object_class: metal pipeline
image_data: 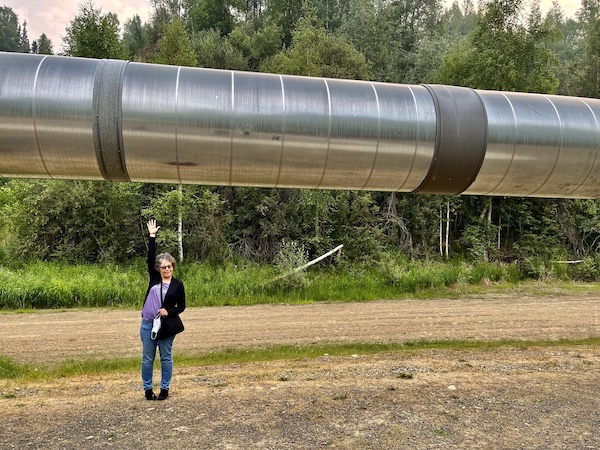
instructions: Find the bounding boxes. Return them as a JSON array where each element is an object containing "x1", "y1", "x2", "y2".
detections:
[{"x1": 1, "y1": 51, "x2": 599, "y2": 198}]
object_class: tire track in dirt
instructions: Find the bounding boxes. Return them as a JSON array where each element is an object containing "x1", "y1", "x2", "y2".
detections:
[{"x1": 1, "y1": 294, "x2": 599, "y2": 364}]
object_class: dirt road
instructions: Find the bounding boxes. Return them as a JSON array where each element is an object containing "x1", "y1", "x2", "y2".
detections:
[
  {"x1": 1, "y1": 294, "x2": 599, "y2": 449},
  {"x1": 1, "y1": 294, "x2": 599, "y2": 364}
]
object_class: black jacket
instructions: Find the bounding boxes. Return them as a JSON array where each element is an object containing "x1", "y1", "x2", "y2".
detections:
[{"x1": 145, "y1": 237, "x2": 186, "y2": 317}]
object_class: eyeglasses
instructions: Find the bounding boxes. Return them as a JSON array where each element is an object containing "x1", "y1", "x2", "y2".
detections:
[{"x1": 159, "y1": 265, "x2": 173, "y2": 270}]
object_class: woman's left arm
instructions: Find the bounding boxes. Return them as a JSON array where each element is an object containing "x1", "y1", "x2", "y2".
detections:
[{"x1": 166, "y1": 281, "x2": 186, "y2": 316}]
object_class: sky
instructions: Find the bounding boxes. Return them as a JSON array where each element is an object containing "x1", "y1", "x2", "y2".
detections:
[{"x1": 1, "y1": 0, "x2": 583, "y2": 54}]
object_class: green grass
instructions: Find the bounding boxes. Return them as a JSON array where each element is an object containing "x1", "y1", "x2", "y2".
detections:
[
  {"x1": 1, "y1": 256, "x2": 599, "y2": 310},
  {"x1": 2, "y1": 337, "x2": 599, "y2": 382}
]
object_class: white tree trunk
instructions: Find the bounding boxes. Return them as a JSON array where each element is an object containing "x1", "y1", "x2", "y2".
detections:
[
  {"x1": 439, "y1": 206, "x2": 443, "y2": 257},
  {"x1": 445, "y1": 199, "x2": 450, "y2": 258},
  {"x1": 178, "y1": 184, "x2": 184, "y2": 261}
]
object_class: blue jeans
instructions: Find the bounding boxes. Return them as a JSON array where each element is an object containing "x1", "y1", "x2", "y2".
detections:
[{"x1": 140, "y1": 319, "x2": 176, "y2": 391}]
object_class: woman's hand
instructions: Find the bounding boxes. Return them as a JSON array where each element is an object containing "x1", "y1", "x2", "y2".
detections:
[
  {"x1": 157, "y1": 308, "x2": 169, "y2": 317},
  {"x1": 147, "y1": 219, "x2": 160, "y2": 237}
]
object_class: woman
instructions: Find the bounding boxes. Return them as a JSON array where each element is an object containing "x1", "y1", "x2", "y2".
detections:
[{"x1": 140, "y1": 219, "x2": 186, "y2": 400}]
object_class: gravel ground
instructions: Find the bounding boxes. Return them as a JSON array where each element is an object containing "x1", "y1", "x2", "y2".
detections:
[{"x1": 0, "y1": 294, "x2": 599, "y2": 449}]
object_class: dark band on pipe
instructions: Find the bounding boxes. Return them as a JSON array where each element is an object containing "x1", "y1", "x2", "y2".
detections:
[
  {"x1": 415, "y1": 85, "x2": 487, "y2": 195},
  {"x1": 92, "y1": 59, "x2": 130, "y2": 182}
]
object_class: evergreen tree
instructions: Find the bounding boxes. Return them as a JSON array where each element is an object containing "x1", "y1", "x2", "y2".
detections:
[
  {"x1": 152, "y1": 16, "x2": 198, "y2": 66},
  {"x1": 123, "y1": 15, "x2": 147, "y2": 59},
  {"x1": 36, "y1": 33, "x2": 54, "y2": 55},
  {"x1": 19, "y1": 20, "x2": 30, "y2": 52}
]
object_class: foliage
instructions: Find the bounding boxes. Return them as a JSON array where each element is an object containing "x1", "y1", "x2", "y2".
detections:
[
  {"x1": 273, "y1": 239, "x2": 310, "y2": 290},
  {"x1": 62, "y1": 0, "x2": 127, "y2": 59},
  {"x1": 33, "y1": 33, "x2": 54, "y2": 54},
  {"x1": 142, "y1": 185, "x2": 232, "y2": 262},
  {"x1": 0, "y1": 6, "x2": 20, "y2": 51},
  {"x1": 339, "y1": 0, "x2": 445, "y2": 83},
  {"x1": 0, "y1": 180, "x2": 146, "y2": 263},
  {"x1": 228, "y1": 17, "x2": 283, "y2": 70},
  {"x1": 193, "y1": 28, "x2": 248, "y2": 69},
  {"x1": 261, "y1": 4, "x2": 370, "y2": 79},
  {"x1": 186, "y1": 0, "x2": 237, "y2": 35},
  {"x1": 18, "y1": 20, "x2": 30, "y2": 52},
  {"x1": 435, "y1": 0, "x2": 560, "y2": 93},
  {"x1": 577, "y1": 0, "x2": 600, "y2": 98},
  {"x1": 0, "y1": 255, "x2": 556, "y2": 311},
  {"x1": 123, "y1": 15, "x2": 147, "y2": 59},
  {"x1": 152, "y1": 16, "x2": 198, "y2": 66}
]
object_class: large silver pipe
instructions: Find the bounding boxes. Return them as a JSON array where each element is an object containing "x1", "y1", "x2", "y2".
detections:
[{"x1": 1, "y1": 52, "x2": 600, "y2": 198}]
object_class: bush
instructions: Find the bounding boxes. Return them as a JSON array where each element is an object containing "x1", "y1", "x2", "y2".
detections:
[
  {"x1": 273, "y1": 240, "x2": 310, "y2": 291},
  {"x1": 570, "y1": 257, "x2": 599, "y2": 282}
]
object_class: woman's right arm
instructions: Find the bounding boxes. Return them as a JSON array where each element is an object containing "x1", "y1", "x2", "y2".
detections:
[{"x1": 146, "y1": 219, "x2": 160, "y2": 276}]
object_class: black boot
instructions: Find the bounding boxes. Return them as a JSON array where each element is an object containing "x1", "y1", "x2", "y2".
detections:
[
  {"x1": 145, "y1": 389, "x2": 156, "y2": 400},
  {"x1": 157, "y1": 389, "x2": 169, "y2": 400}
]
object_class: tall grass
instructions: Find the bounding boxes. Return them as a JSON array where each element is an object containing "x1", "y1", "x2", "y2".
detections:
[{"x1": 0, "y1": 256, "x2": 579, "y2": 310}]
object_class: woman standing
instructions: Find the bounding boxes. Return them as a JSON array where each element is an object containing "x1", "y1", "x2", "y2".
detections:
[{"x1": 140, "y1": 219, "x2": 186, "y2": 400}]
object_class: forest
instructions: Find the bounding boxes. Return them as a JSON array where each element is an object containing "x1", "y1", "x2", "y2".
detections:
[{"x1": 1, "y1": 0, "x2": 600, "y2": 298}]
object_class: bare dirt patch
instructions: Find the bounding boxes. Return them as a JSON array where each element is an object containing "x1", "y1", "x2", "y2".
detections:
[{"x1": 1, "y1": 294, "x2": 599, "y2": 449}]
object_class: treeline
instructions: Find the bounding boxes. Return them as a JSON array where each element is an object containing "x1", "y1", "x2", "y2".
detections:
[{"x1": 1, "y1": 0, "x2": 600, "y2": 279}]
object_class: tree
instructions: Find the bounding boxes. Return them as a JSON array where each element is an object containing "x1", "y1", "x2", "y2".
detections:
[
  {"x1": 19, "y1": 21, "x2": 30, "y2": 52},
  {"x1": 443, "y1": 0, "x2": 477, "y2": 38},
  {"x1": 435, "y1": 0, "x2": 560, "y2": 93},
  {"x1": 123, "y1": 15, "x2": 147, "y2": 59},
  {"x1": 339, "y1": 0, "x2": 444, "y2": 83},
  {"x1": 0, "y1": 180, "x2": 146, "y2": 263},
  {"x1": 186, "y1": 0, "x2": 236, "y2": 35},
  {"x1": 33, "y1": 33, "x2": 54, "y2": 54},
  {"x1": 578, "y1": 0, "x2": 600, "y2": 98},
  {"x1": 228, "y1": 16, "x2": 282, "y2": 70},
  {"x1": 144, "y1": 185, "x2": 232, "y2": 261},
  {"x1": 0, "y1": 6, "x2": 20, "y2": 52},
  {"x1": 152, "y1": 16, "x2": 198, "y2": 66},
  {"x1": 265, "y1": 0, "x2": 304, "y2": 46},
  {"x1": 193, "y1": 28, "x2": 248, "y2": 69},
  {"x1": 261, "y1": 4, "x2": 369, "y2": 79},
  {"x1": 545, "y1": 2, "x2": 584, "y2": 95},
  {"x1": 63, "y1": 1, "x2": 126, "y2": 59}
]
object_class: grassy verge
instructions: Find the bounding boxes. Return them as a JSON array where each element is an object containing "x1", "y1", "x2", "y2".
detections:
[
  {"x1": 2, "y1": 337, "x2": 599, "y2": 383},
  {"x1": 2, "y1": 258, "x2": 598, "y2": 310}
]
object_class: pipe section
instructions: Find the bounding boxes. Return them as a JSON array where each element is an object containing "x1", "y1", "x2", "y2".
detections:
[{"x1": 1, "y1": 52, "x2": 600, "y2": 198}]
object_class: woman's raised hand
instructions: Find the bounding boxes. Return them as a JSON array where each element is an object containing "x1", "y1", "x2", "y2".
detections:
[{"x1": 147, "y1": 219, "x2": 160, "y2": 236}]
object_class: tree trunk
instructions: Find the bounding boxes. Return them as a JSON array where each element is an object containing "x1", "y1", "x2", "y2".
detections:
[
  {"x1": 445, "y1": 199, "x2": 450, "y2": 258},
  {"x1": 439, "y1": 205, "x2": 443, "y2": 257},
  {"x1": 497, "y1": 214, "x2": 501, "y2": 250},
  {"x1": 485, "y1": 198, "x2": 492, "y2": 262},
  {"x1": 178, "y1": 183, "x2": 184, "y2": 261}
]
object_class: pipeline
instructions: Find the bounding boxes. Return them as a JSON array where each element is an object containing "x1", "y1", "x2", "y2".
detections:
[{"x1": 1, "y1": 51, "x2": 599, "y2": 198}]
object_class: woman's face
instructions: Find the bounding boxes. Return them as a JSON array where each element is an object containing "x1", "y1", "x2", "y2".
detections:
[{"x1": 158, "y1": 261, "x2": 174, "y2": 280}]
